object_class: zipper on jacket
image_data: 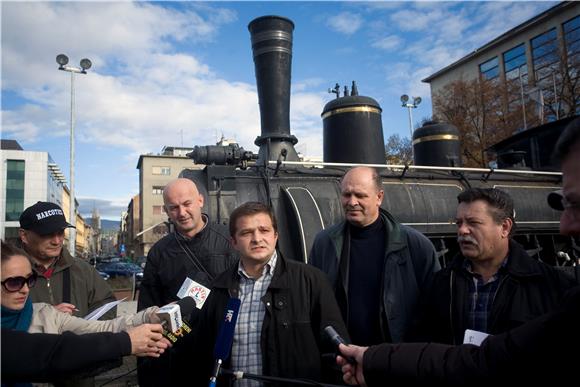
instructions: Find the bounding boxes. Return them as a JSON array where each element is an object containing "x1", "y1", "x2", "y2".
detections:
[
  {"x1": 489, "y1": 274, "x2": 510, "y2": 329},
  {"x1": 46, "y1": 277, "x2": 55, "y2": 305}
]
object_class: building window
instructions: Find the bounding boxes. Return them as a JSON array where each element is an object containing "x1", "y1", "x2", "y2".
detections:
[
  {"x1": 152, "y1": 186, "x2": 164, "y2": 195},
  {"x1": 479, "y1": 57, "x2": 499, "y2": 80},
  {"x1": 563, "y1": 16, "x2": 580, "y2": 116},
  {"x1": 5, "y1": 160, "x2": 25, "y2": 221},
  {"x1": 532, "y1": 28, "x2": 559, "y2": 82},
  {"x1": 564, "y1": 15, "x2": 580, "y2": 55},
  {"x1": 503, "y1": 44, "x2": 528, "y2": 82},
  {"x1": 152, "y1": 205, "x2": 163, "y2": 215},
  {"x1": 532, "y1": 28, "x2": 561, "y2": 122},
  {"x1": 151, "y1": 166, "x2": 171, "y2": 175}
]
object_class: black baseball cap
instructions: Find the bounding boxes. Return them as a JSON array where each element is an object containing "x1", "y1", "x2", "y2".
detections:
[
  {"x1": 548, "y1": 190, "x2": 564, "y2": 211},
  {"x1": 19, "y1": 201, "x2": 75, "y2": 236}
]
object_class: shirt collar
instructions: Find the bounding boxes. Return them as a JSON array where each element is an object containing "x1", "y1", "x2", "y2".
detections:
[
  {"x1": 237, "y1": 250, "x2": 278, "y2": 280},
  {"x1": 175, "y1": 213, "x2": 209, "y2": 240},
  {"x1": 462, "y1": 255, "x2": 509, "y2": 279}
]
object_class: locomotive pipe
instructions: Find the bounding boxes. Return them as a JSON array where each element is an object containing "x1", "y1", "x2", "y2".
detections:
[{"x1": 248, "y1": 15, "x2": 299, "y2": 164}]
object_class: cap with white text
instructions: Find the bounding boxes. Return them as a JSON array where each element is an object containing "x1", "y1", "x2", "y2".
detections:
[{"x1": 19, "y1": 201, "x2": 75, "y2": 236}]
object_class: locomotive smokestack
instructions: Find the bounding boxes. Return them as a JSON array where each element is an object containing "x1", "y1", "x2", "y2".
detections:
[{"x1": 248, "y1": 15, "x2": 299, "y2": 164}]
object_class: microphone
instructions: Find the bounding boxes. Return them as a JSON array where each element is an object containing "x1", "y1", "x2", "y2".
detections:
[
  {"x1": 221, "y1": 369, "x2": 346, "y2": 386},
  {"x1": 209, "y1": 298, "x2": 241, "y2": 387},
  {"x1": 323, "y1": 325, "x2": 355, "y2": 365},
  {"x1": 156, "y1": 296, "x2": 197, "y2": 343}
]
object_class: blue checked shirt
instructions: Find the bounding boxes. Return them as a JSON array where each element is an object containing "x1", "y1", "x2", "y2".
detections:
[
  {"x1": 231, "y1": 252, "x2": 277, "y2": 387},
  {"x1": 463, "y1": 258, "x2": 508, "y2": 333}
]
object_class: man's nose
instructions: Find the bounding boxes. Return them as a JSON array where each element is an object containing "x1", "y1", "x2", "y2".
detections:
[
  {"x1": 457, "y1": 223, "x2": 469, "y2": 235},
  {"x1": 559, "y1": 211, "x2": 580, "y2": 237}
]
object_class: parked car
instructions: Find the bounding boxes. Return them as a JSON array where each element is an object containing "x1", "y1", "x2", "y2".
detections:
[
  {"x1": 97, "y1": 262, "x2": 143, "y2": 280},
  {"x1": 135, "y1": 256, "x2": 148, "y2": 269}
]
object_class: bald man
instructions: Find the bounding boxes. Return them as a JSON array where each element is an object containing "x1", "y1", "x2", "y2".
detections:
[
  {"x1": 137, "y1": 178, "x2": 238, "y2": 386},
  {"x1": 309, "y1": 166, "x2": 439, "y2": 346}
]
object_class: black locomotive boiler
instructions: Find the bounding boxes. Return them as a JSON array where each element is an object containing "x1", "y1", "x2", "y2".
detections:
[{"x1": 181, "y1": 15, "x2": 578, "y2": 269}]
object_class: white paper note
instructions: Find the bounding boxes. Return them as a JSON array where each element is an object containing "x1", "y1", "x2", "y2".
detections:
[
  {"x1": 463, "y1": 329, "x2": 490, "y2": 346},
  {"x1": 84, "y1": 298, "x2": 126, "y2": 320}
]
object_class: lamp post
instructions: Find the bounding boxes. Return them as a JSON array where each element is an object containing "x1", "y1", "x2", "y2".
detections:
[
  {"x1": 400, "y1": 95, "x2": 422, "y2": 139},
  {"x1": 56, "y1": 54, "x2": 92, "y2": 257}
]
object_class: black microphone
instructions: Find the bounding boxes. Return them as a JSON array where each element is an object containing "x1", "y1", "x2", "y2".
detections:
[
  {"x1": 323, "y1": 325, "x2": 355, "y2": 365},
  {"x1": 221, "y1": 369, "x2": 346, "y2": 386},
  {"x1": 156, "y1": 296, "x2": 197, "y2": 343},
  {"x1": 209, "y1": 298, "x2": 241, "y2": 387}
]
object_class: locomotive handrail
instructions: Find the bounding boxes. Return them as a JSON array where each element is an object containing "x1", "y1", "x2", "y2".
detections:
[{"x1": 267, "y1": 160, "x2": 563, "y2": 177}]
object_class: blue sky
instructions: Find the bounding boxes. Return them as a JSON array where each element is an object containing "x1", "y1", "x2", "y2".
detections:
[{"x1": 1, "y1": 1, "x2": 557, "y2": 220}]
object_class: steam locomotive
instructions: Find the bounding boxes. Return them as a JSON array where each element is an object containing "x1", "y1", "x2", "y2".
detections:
[{"x1": 181, "y1": 16, "x2": 578, "y2": 269}]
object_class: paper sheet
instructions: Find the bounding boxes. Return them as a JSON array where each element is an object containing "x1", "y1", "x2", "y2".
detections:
[{"x1": 84, "y1": 298, "x2": 126, "y2": 320}]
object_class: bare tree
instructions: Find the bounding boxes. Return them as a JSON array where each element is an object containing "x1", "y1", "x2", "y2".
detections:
[
  {"x1": 539, "y1": 51, "x2": 580, "y2": 120},
  {"x1": 433, "y1": 76, "x2": 540, "y2": 167},
  {"x1": 385, "y1": 134, "x2": 412, "y2": 164}
]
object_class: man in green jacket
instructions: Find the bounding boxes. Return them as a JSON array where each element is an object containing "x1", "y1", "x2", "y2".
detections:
[
  {"x1": 18, "y1": 201, "x2": 117, "y2": 387},
  {"x1": 309, "y1": 166, "x2": 439, "y2": 346}
]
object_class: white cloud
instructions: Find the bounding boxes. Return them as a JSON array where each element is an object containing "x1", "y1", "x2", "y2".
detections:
[
  {"x1": 326, "y1": 12, "x2": 363, "y2": 35},
  {"x1": 372, "y1": 35, "x2": 403, "y2": 51}
]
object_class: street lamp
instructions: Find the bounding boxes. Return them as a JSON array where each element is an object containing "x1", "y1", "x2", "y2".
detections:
[
  {"x1": 400, "y1": 94, "x2": 422, "y2": 139},
  {"x1": 56, "y1": 54, "x2": 92, "y2": 257}
]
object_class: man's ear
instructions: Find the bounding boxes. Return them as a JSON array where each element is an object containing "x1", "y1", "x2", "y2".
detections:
[
  {"x1": 501, "y1": 218, "x2": 513, "y2": 238},
  {"x1": 230, "y1": 236, "x2": 237, "y2": 249},
  {"x1": 377, "y1": 189, "x2": 385, "y2": 205},
  {"x1": 18, "y1": 229, "x2": 28, "y2": 244},
  {"x1": 198, "y1": 194, "x2": 205, "y2": 207}
]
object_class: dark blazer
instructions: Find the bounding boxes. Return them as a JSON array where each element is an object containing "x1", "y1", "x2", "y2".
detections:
[
  {"x1": 1, "y1": 329, "x2": 131, "y2": 383},
  {"x1": 174, "y1": 254, "x2": 349, "y2": 387},
  {"x1": 361, "y1": 285, "x2": 580, "y2": 386},
  {"x1": 413, "y1": 239, "x2": 576, "y2": 345}
]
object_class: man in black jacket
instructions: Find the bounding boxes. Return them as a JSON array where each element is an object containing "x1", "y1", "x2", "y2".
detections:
[
  {"x1": 176, "y1": 202, "x2": 348, "y2": 386},
  {"x1": 137, "y1": 178, "x2": 238, "y2": 386},
  {"x1": 413, "y1": 188, "x2": 575, "y2": 344},
  {"x1": 336, "y1": 116, "x2": 580, "y2": 386},
  {"x1": 309, "y1": 166, "x2": 439, "y2": 345}
]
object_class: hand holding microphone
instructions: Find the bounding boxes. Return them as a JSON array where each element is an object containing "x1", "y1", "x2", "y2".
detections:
[
  {"x1": 336, "y1": 343, "x2": 368, "y2": 386},
  {"x1": 155, "y1": 296, "x2": 197, "y2": 343},
  {"x1": 323, "y1": 325, "x2": 356, "y2": 365}
]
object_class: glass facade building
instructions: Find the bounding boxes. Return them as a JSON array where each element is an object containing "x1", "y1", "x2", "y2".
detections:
[{"x1": 5, "y1": 160, "x2": 25, "y2": 221}]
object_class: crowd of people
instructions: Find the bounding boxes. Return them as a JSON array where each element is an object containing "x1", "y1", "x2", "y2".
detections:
[{"x1": 1, "y1": 118, "x2": 578, "y2": 387}]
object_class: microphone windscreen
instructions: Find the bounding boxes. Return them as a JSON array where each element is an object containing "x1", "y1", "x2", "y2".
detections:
[
  {"x1": 323, "y1": 325, "x2": 347, "y2": 348},
  {"x1": 176, "y1": 296, "x2": 197, "y2": 320},
  {"x1": 213, "y1": 298, "x2": 241, "y2": 360}
]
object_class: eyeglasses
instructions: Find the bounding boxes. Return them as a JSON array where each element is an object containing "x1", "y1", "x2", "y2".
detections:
[{"x1": 1, "y1": 273, "x2": 37, "y2": 292}]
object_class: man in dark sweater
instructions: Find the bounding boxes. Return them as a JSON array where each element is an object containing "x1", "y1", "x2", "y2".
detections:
[{"x1": 309, "y1": 166, "x2": 439, "y2": 345}]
